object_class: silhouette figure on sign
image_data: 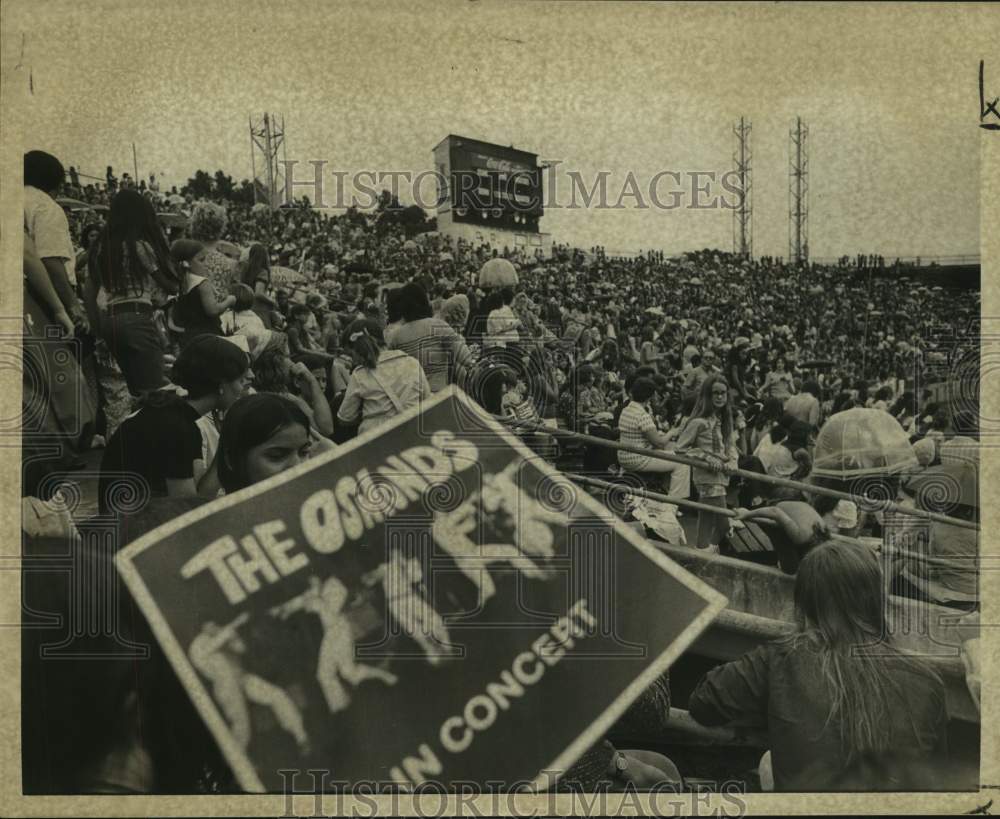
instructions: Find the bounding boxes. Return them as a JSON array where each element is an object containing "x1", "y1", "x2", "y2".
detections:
[
  {"x1": 364, "y1": 550, "x2": 454, "y2": 664},
  {"x1": 189, "y1": 613, "x2": 310, "y2": 752},
  {"x1": 272, "y1": 575, "x2": 397, "y2": 714}
]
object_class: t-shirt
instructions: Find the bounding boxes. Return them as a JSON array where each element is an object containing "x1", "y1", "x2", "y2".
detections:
[
  {"x1": 689, "y1": 639, "x2": 948, "y2": 791},
  {"x1": 485, "y1": 306, "x2": 520, "y2": 349},
  {"x1": 24, "y1": 186, "x2": 76, "y2": 285},
  {"x1": 98, "y1": 400, "x2": 203, "y2": 517},
  {"x1": 222, "y1": 309, "x2": 271, "y2": 357}
]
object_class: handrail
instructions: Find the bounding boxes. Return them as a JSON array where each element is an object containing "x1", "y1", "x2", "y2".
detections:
[
  {"x1": 495, "y1": 414, "x2": 980, "y2": 532},
  {"x1": 567, "y1": 472, "x2": 738, "y2": 518},
  {"x1": 568, "y1": 472, "x2": 968, "y2": 568}
]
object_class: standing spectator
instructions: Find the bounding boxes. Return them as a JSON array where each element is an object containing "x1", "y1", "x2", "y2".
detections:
[
  {"x1": 677, "y1": 375, "x2": 739, "y2": 550},
  {"x1": 87, "y1": 189, "x2": 183, "y2": 395},
  {"x1": 24, "y1": 151, "x2": 88, "y2": 331}
]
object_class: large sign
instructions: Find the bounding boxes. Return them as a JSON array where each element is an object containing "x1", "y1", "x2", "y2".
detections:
[
  {"x1": 116, "y1": 387, "x2": 725, "y2": 792},
  {"x1": 434, "y1": 136, "x2": 544, "y2": 231}
]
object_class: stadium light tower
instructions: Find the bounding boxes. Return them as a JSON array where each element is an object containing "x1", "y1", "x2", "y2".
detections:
[
  {"x1": 732, "y1": 117, "x2": 753, "y2": 259},
  {"x1": 249, "y1": 113, "x2": 288, "y2": 209},
  {"x1": 788, "y1": 117, "x2": 809, "y2": 266}
]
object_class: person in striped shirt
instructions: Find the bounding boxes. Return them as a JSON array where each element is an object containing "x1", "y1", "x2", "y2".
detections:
[
  {"x1": 617, "y1": 377, "x2": 691, "y2": 500},
  {"x1": 501, "y1": 371, "x2": 540, "y2": 426}
]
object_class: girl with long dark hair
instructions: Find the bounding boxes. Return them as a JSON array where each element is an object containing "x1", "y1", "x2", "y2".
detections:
[
  {"x1": 689, "y1": 540, "x2": 948, "y2": 791},
  {"x1": 217, "y1": 393, "x2": 316, "y2": 494},
  {"x1": 87, "y1": 189, "x2": 183, "y2": 395}
]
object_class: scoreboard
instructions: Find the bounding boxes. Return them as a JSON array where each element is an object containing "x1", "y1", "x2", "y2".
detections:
[{"x1": 433, "y1": 135, "x2": 543, "y2": 234}]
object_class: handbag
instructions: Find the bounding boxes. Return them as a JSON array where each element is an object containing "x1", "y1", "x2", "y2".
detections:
[{"x1": 723, "y1": 519, "x2": 778, "y2": 566}]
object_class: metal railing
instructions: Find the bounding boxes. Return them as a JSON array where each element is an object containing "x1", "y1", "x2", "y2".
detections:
[{"x1": 494, "y1": 414, "x2": 979, "y2": 532}]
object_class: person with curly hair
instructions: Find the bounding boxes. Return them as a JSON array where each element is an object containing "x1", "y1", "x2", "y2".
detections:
[{"x1": 188, "y1": 201, "x2": 238, "y2": 303}]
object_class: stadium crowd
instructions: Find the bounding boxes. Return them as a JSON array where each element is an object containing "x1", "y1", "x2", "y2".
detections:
[{"x1": 22, "y1": 150, "x2": 981, "y2": 795}]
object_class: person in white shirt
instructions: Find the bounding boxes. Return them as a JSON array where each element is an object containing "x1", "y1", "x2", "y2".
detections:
[
  {"x1": 336, "y1": 319, "x2": 430, "y2": 435},
  {"x1": 24, "y1": 151, "x2": 88, "y2": 330},
  {"x1": 484, "y1": 287, "x2": 521, "y2": 350},
  {"x1": 221, "y1": 285, "x2": 273, "y2": 359}
]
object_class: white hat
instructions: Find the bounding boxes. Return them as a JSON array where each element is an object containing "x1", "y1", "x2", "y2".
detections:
[{"x1": 831, "y1": 500, "x2": 858, "y2": 529}]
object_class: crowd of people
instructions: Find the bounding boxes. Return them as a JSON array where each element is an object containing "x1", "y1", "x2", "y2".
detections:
[{"x1": 22, "y1": 149, "x2": 981, "y2": 794}]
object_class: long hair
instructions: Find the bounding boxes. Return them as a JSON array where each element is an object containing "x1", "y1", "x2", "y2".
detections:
[
  {"x1": 217, "y1": 393, "x2": 311, "y2": 493},
  {"x1": 91, "y1": 189, "x2": 179, "y2": 297},
  {"x1": 242, "y1": 243, "x2": 270, "y2": 287},
  {"x1": 790, "y1": 540, "x2": 941, "y2": 765},
  {"x1": 689, "y1": 374, "x2": 734, "y2": 447}
]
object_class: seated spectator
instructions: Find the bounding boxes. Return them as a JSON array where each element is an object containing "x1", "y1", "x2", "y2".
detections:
[
  {"x1": 287, "y1": 303, "x2": 335, "y2": 364},
  {"x1": 761, "y1": 355, "x2": 796, "y2": 402},
  {"x1": 385, "y1": 282, "x2": 473, "y2": 392},
  {"x1": 484, "y1": 287, "x2": 521, "y2": 350},
  {"x1": 732, "y1": 500, "x2": 832, "y2": 574},
  {"x1": 689, "y1": 540, "x2": 949, "y2": 791},
  {"x1": 98, "y1": 335, "x2": 251, "y2": 515},
  {"x1": 336, "y1": 319, "x2": 430, "y2": 434},
  {"x1": 253, "y1": 348, "x2": 334, "y2": 439},
  {"x1": 221, "y1": 285, "x2": 284, "y2": 359},
  {"x1": 617, "y1": 377, "x2": 691, "y2": 500},
  {"x1": 169, "y1": 238, "x2": 234, "y2": 342},
  {"x1": 217, "y1": 393, "x2": 332, "y2": 493},
  {"x1": 783, "y1": 379, "x2": 821, "y2": 429},
  {"x1": 188, "y1": 201, "x2": 239, "y2": 302},
  {"x1": 438, "y1": 293, "x2": 470, "y2": 335}
]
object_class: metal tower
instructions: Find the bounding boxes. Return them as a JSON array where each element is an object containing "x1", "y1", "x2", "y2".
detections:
[
  {"x1": 249, "y1": 113, "x2": 288, "y2": 208},
  {"x1": 788, "y1": 117, "x2": 809, "y2": 265},
  {"x1": 731, "y1": 117, "x2": 753, "y2": 259}
]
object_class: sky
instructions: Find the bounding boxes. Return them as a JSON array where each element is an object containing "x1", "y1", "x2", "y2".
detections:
[{"x1": 4, "y1": 0, "x2": 993, "y2": 259}]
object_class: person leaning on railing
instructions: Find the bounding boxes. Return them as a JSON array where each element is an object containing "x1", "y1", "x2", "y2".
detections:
[{"x1": 616, "y1": 376, "x2": 691, "y2": 501}]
